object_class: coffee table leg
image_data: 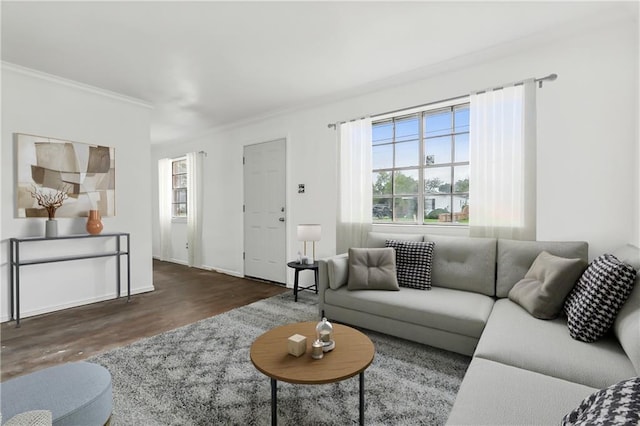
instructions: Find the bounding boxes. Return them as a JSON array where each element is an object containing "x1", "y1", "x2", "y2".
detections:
[
  {"x1": 359, "y1": 372, "x2": 364, "y2": 425},
  {"x1": 271, "y1": 378, "x2": 277, "y2": 426}
]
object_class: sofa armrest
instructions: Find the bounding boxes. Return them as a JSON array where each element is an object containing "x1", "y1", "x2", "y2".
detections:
[{"x1": 317, "y1": 253, "x2": 348, "y2": 316}]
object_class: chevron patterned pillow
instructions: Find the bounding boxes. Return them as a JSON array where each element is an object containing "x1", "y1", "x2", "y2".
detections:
[
  {"x1": 385, "y1": 240, "x2": 435, "y2": 290},
  {"x1": 562, "y1": 376, "x2": 640, "y2": 425},
  {"x1": 564, "y1": 254, "x2": 637, "y2": 342}
]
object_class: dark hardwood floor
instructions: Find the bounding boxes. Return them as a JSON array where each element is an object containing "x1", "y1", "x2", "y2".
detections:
[{"x1": 1, "y1": 259, "x2": 288, "y2": 381}]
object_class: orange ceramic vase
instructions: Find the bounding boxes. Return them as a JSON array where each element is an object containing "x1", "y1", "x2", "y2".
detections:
[{"x1": 86, "y1": 209, "x2": 104, "y2": 235}]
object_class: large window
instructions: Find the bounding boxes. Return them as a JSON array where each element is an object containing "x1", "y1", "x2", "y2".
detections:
[
  {"x1": 172, "y1": 158, "x2": 187, "y2": 218},
  {"x1": 372, "y1": 100, "x2": 470, "y2": 225}
]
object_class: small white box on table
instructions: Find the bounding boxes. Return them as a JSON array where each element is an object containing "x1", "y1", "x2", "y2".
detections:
[{"x1": 287, "y1": 334, "x2": 307, "y2": 357}]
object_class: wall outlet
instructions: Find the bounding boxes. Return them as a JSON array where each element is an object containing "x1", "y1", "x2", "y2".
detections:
[{"x1": 298, "y1": 184, "x2": 305, "y2": 194}]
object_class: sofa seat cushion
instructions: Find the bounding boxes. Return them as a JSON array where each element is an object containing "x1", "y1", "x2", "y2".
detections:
[
  {"x1": 446, "y1": 357, "x2": 597, "y2": 426},
  {"x1": 475, "y1": 299, "x2": 635, "y2": 389},
  {"x1": 324, "y1": 286, "x2": 494, "y2": 339}
]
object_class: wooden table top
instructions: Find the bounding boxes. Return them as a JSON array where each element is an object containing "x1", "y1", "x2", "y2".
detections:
[{"x1": 250, "y1": 321, "x2": 375, "y2": 384}]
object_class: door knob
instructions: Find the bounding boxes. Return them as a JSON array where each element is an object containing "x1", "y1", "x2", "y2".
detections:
[{"x1": 279, "y1": 217, "x2": 285, "y2": 222}]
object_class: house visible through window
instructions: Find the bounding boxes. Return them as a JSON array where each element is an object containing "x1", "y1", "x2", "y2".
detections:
[
  {"x1": 172, "y1": 158, "x2": 187, "y2": 218},
  {"x1": 372, "y1": 99, "x2": 470, "y2": 225}
]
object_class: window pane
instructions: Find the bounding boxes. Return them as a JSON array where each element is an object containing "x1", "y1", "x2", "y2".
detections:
[
  {"x1": 453, "y1": 195, "x2": 469, "y2": 223},
  {"x1": 373, "y1": 144, "x2": 393, "y2": 169},
  {"x1": 424, "y1": 195, "x2": 451, "y2": 222},
  {"x1": 395, "y1": 116, "x2": 419, "y2": 142},
  {"x1": 453, "y1": 165, "x2": 470, "y2": 193},
  {"x1": 173, "y1": 174, "x2": 187, "y2": 188},
  {"x1": 425, "y1": 167, "x2": 451, "y2": 194},
  {"x1": 425, "y1": 135, "x2": 451, "y2": 165},
  {"x1": 454, "y1": 133, "x2": 469, "y2": 163},
  {"x1": 394, "y1": 170, "x2": 418, "y2": 194},
  {"x1": 173, "y1": 203, "x2": 187, "y2": 217},
  {"x1": 394, "y1": 197, "x2": 417, "y2": 223},
  {"x1": 173, "y1": 188, "x2": 187, "y2": 203},
  {"x1": 372, "y1": 121, "x2": 393, "y2": 145},
  {"x1": 395, "y1": 140, "x2": 419, "y2": 168},
  {"x1": 372, "y1": 172, "x2": 392, "y2": 195},
  {"x1": 173, "y1": 159, "x2": 187, "y2": 174},
  {"x1": 454, "y1": 106, "x2": 470, "y2": 133},
  {"x1": 424, "y1": 110, "x2": 452, "y2": 137},
  {"x1": 373, "y1": 197, "x2": 392, "y2": 222}
]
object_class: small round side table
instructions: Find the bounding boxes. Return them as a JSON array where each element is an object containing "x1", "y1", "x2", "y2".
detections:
[{"x1": 286, "y1": 261, "x2": 318, "y2": 302}]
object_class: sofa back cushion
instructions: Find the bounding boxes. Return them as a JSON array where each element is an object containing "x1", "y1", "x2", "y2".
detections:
[
  {"x1": 612, "y1": 244, "x2": 640, "y2": 375},
  {"x1": 366, "y1": 232, "x2": 423, "y2": 248},
  {"x1": 496, "y1": 239, "x2": 588, "y2": 298},
  {"x1": 423, "y1": 234, "x2": 497, "y2": 296}
]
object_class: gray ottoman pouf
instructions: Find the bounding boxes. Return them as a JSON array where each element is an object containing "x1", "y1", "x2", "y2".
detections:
[{"x1": 0, "y1": 362, "x2": 112, "y2": 426}]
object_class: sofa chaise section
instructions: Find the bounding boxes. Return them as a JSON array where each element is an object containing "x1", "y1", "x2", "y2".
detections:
[
  {"x1": 446, "y1": 357, "x2": 598, "y2": 426},
  {"x1": 474, "y1": 298, "x2": 635, "y2": 389}
]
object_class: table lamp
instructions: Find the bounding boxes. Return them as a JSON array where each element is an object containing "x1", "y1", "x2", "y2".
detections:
[{"x1": 297, "y1": 224, "x2": 321, "y2": 263}]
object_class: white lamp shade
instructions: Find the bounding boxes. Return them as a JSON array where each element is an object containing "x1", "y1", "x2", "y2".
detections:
[{"x1": 297, "y1": 224, "x2": 321, "y2": 241}]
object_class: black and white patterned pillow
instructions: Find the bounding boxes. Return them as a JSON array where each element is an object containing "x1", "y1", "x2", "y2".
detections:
[
  {"x1": 562, "y1": 376, "x2": 640, "y2": 426},
  {"x1": 564, "y1": 254, "x2": 637, "y2": 342},
  {"x1": 384, "y1": 240, "x2": 435, "y2": 290}
]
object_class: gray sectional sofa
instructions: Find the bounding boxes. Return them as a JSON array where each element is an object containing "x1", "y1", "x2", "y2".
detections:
[{"x1": 317, "y1": 231, "x2": 640, "y2": 425}]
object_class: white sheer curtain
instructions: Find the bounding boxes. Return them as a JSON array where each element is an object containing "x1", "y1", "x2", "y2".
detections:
[
  {"x1": 337, "y1": 118, "x2": 373, "y2": 254},
  {"x1": 469, "y1": 79, "x2": 537, "y2": 240},
  {"x1": 186, "y1": 151, "x2": 203, "y2": 268},
  {"x1": 158, "y1": 158, "x2": 172, "y2": 261}
]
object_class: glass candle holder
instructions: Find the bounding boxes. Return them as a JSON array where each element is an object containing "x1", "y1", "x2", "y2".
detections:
[
  {"x1": 316, "y1": 317, "x2": 335, "y2": 352},
  {"x1": 316, "y1": 317, "x2": 333, "y2": 343}
]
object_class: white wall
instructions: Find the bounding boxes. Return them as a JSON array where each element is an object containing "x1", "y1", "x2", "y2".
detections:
[
  {"x1": 1, "y1": 64, "x2": 154, "y2": 322},
  {"x1": 151, "y1": 16, "x2": 639, "y2": 285}
]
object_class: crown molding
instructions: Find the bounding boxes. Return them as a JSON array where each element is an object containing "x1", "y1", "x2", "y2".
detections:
[{"x1": 2, "y1": 62, "x2": 153, "y2": 109}]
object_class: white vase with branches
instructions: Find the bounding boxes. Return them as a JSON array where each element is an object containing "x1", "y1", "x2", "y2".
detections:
[{"x1": 29, "y1": 185, "x2": 69, "y2": 237}]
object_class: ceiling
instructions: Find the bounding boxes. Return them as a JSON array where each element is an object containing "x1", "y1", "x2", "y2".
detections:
[{"x1": 2, "y1": 1, "x2": 637, "y2": 144}]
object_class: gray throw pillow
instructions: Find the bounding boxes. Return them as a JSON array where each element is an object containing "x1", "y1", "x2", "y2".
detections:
[
  {"x1": 508, "y1": 251, "x2": 586, "y2": 320},
  {"x1": 347, "y1": 248, "x2": 400, "y2": 291}
]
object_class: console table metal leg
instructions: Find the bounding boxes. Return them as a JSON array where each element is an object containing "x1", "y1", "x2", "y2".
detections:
[
  {"x1": 359, "y1": 372, "x2": 365, "y2": 425},
  {"x1": 10, "y1": 241, "x2": 14, "y2": 322},
  {"x1": 116, "y1": 237, "x2": 121, "y2": 298},
  {"x1": 126, "y1": 234, "x2": 131, "y2": 302},
  {"x1": 271, "y1": 378, "x2": 277, "y2": 426}
]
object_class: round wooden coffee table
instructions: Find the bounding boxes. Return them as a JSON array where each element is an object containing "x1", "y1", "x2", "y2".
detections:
[{"x1": 250, "y1": 321, "x2": 375, "y2": 425}]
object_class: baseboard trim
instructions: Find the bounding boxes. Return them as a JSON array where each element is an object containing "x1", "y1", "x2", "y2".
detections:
[{"x1": 0, "y1": 285, "x2": 155, "y2": 323}]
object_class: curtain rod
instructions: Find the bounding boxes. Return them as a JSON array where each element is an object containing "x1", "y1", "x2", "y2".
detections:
[{"x1": 327, "y1": 73, "x2": 557, "y2": 129}]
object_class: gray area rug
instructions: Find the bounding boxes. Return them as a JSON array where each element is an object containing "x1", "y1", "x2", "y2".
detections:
[{"x1": 90, "y1": 291, "x2": 470, "y2": 425}]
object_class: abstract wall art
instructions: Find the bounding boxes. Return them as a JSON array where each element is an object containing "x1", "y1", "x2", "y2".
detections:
[{"x1": 16, "y1": 133, "x2": 116, "y2": 218}]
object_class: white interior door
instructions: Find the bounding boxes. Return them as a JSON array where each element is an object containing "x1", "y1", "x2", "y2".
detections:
[{"x1": 243, "y1": 139, "x2": 286, "y2": 283}]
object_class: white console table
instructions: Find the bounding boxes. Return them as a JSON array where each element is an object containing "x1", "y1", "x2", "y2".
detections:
[{"x1": 9, "y1": 232, "x2": 131, "y2": 327}]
